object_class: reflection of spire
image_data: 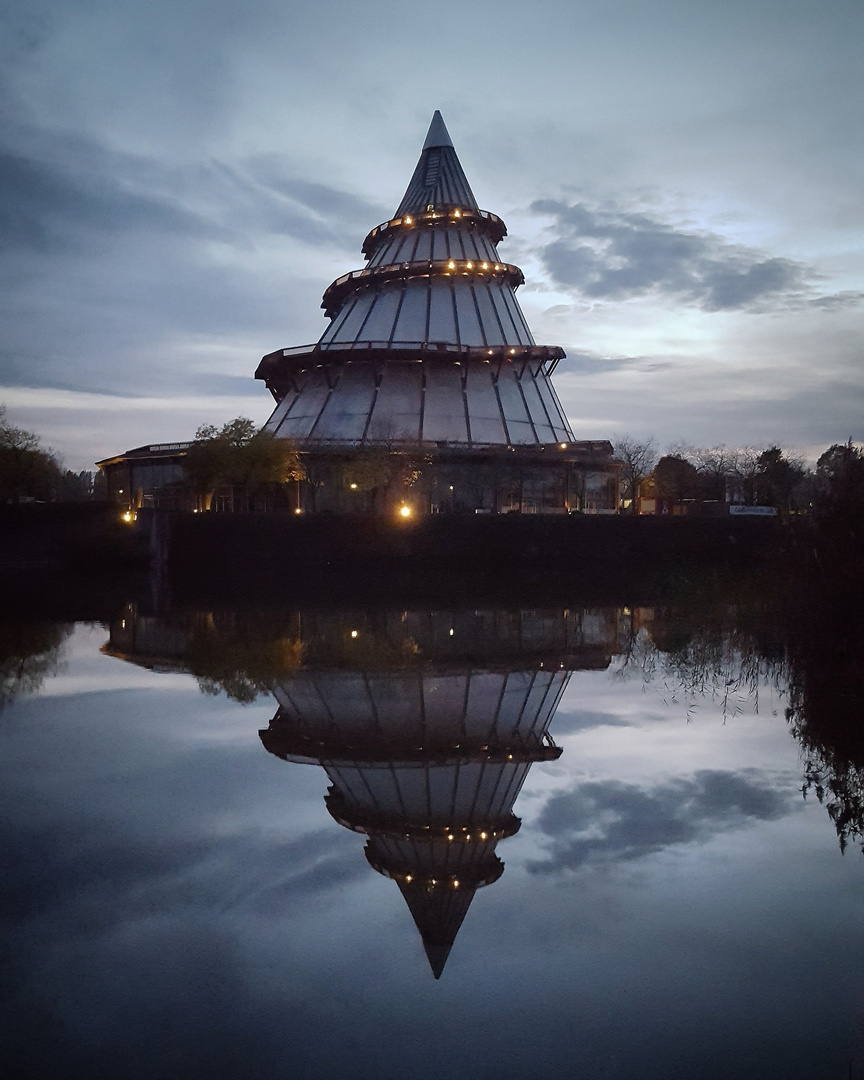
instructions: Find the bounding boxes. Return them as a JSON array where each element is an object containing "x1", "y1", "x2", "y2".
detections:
[{"x1": 257, "y1": 607, "x2": 623, "y2": 976}]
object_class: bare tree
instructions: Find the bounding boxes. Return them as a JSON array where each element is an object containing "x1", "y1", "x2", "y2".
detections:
[{"x1": 613, "y1": 435, "x2": 658, "y2": 514}]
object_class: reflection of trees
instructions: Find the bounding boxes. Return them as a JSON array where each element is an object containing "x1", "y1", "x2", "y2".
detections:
[
  {"x1": 623, "y1": 590, "x2": 864, "y2": 853},
  {"x1": 186, "y1": 622, "x2": 303, "y2": 703},
  {"x1": 0, "y1": 622, "x2": 71, "y2": 711}
]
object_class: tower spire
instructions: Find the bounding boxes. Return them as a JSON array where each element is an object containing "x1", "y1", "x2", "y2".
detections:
[{"x1": 422, "y1": 110, "x2": 453, "y2": 150}]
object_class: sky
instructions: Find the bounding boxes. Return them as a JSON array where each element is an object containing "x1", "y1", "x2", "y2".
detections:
[{"x1": 1, "y1": 0, "x2": 862, "y2": 469}]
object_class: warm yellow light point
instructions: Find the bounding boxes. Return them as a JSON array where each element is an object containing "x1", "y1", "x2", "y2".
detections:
[
  {"x1": 560, "y1": 442, "x2": 568, "y2": 449},
  {"x1": 399, "y1": 505, "x2": 412, "y2": 518},
  {"x1": 447, "y1": 260, "x2": 455, "y2": 269},
  {"x1": 350, "y1": 630, "x2": 359, "y2": 638},
  {"x1": 294, "y1": 507, "x2": 303, "y2": 514}
]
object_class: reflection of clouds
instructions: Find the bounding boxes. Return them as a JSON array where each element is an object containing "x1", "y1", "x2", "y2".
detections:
[
  {"x1": 529, "y1": 769, "x2": 799, "y2": 872},
  {"x1": 1, "y1": 817, "x2": 360, "y2": 928},
  {"x1": 551, "y1": 709, "x2": 633, "y2": 735}
]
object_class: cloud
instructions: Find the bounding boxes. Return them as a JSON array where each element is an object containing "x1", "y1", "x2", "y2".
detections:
[
  {"x1": 529, "y1": 198, "x2": 820, "y2": 312},
  {"x1": 528, "y1": 769, "x2": 798, "y2": 872}
]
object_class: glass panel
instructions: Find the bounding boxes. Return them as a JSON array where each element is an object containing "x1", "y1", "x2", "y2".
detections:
[
  {"x1": 502, "y1": 290, "x2": 535, "y2": 345},
  {"x1": 488, "y1": 286, "x2": 521, "y2": 344},
  {"x1": 495, "y1": 366, "x2": 533, "y2": 438},
  {"x1": 472, "y1": 284, "x2": 507, "y2": 346},
  {"x1": 426, "y1": 278, "x2": 457, "y2": 343},
  {"x1": 464, "y1": 365, "x2": 506, "y2": 445},
  {"x1": 367, "y1": 364, "x2": 423, "y2": 441},
  {"x1": 519, "y1": 370, "x2": 556, "y2": 439},
  {"x1": 327, "y1": 292, "x2": 375, "y2": 344},
  {"x1": 453, "y1": 282, "x2": 483, "y2": 345},
  {"x1": 356, "y1": 287, "x2": 403, "y2": 343},
  {"x1": 422, "y1": 362, "x2": 468, "y2": 443},
  {"x1": 412, "y1": 229, "x2": 432, "y2": 261},
  {"x1": 392, "y1": 280, "x2": 429, "y2": 343},
  {"x1": 464, "y1": 673, "x2": 506, "y2": 740},
  {"x1": 536, "y1": 376, "x2": 572, "y2": 440},
  {"x1": 275, "y1": 373, "x2": 333, "y2": 439},
  {"x1": 312, "y1": 363, "x2": 376, "y2": 441}
]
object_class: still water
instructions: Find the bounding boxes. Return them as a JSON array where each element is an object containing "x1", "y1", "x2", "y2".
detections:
[{"x1": 2, "y1": 597, "x2": 863, "y2": 1079}]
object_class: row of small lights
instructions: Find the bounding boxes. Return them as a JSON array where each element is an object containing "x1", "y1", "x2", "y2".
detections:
[
  {"x1": 401, "y1": 875, "x2": 463, "y2": 889},
  {"x1": 365, "y1": 207, "x2": 503, "y2": 244}
]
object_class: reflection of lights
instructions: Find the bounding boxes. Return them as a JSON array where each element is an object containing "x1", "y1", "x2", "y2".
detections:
[
  {"x1": 398, "y1": 505, "x2": 412, "y2": 518},
  {"x1": 350, "y1": 630, "x2": 359, "y2": 639}
]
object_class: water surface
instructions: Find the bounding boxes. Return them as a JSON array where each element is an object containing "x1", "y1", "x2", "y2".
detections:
[{"x1": 2, "y1": 597, "x2": 862, "y2": 1079}]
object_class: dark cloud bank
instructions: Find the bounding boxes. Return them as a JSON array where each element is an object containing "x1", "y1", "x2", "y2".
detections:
[
  {"x1": 529, "y1": 768, "x2": 798, "y2": 873},
  {"x1": 530, "y1": 198, "x2": 858, "y2": 312}
]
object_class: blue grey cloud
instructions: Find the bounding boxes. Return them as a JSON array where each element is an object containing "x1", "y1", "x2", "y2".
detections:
[
  {"x1": 530, "y1": 199, "x2": 815, "y2": 312},
  {"x1": 529, "y1": 769, "x2": 798, "y2": 872}
]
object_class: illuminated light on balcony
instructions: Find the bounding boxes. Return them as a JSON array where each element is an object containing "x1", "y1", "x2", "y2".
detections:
[
  {"x1": 350, "y1": 630, "x2": 359, "y2": 639},
  {"x1": 453, "y1": 209, "x2": 461, "y2": 217},
  {"x1": 481, "y1": 262, "x2": 488, "y2": 269},
  {"x1": 447, "y1": 260, "x2": 455, "y2": 269},
  {"x1": 466, "y1": 261, "x2": 473, "y2": 269},
  {"x1": 405, "y1": 875, "x2": 413, "y2": 883},
  {"x1": 453, "y1": 880, "x2": 460, "y2": 888},
  {"x1": 480, "y1": 832, "x2": 487, "y2": 840},
  {"x1": 404, "y1": 215, "x2": 412, "y2": 224},
  {"x1": 559, "y1": 442, "x2": 568, "y2": 449},
  {"x1": 448, "y1": 834, "x2": 454, "y2": 841}
]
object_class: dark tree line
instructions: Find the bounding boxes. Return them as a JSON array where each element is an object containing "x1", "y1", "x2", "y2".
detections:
[{"x1": 614, "y1": 435, "x2": 863, "y2": 515}]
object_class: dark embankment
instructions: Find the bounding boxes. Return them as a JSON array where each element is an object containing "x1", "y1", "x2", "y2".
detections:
[
  {"x1": 0, "y1": 504, "x2": 151, "y2": 620},
  {"x1": 165, "y1": 511, "x2": 791, "y2": 606}
]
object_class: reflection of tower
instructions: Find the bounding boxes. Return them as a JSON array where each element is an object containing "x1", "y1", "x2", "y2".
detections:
[{"x1": 260, "y1": 609, "x2": 619, "y2": 977}]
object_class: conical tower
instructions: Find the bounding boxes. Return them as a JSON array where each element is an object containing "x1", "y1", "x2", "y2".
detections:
[{"x1": 256, "y1": 111, "x2": 573, "y2": 450}]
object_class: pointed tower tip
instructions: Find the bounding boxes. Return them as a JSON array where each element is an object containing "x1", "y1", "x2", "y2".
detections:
[
  {"x1": 424, "y1": 942, "x2": 453, "y2": 980},
  {"x1": 423, "y1": 110, "x2": 454, "y2": 151}
]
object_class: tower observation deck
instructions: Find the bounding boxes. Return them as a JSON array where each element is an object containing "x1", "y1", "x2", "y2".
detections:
[{"x1": 255, "y1": 113, "x2": 620, "y2": 515}]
